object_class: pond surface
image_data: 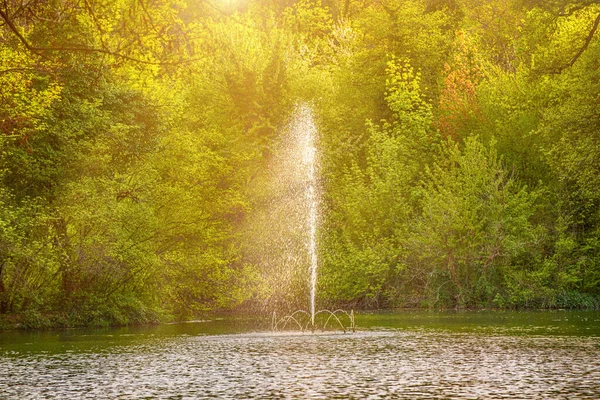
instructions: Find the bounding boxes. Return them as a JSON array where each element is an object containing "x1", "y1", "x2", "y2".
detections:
[{"x1": 1, "y1": 310, "x2": 600, "y2": 399}]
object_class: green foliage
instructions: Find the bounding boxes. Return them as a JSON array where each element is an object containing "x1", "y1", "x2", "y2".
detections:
[
  {"x1": 554, "y1": 291, "x2": 600, "y2": 310},
  {"x1": 0, "y1": 187, "x2": 59, "y2": 314},
  {"x1": 1, "y1": 0, "x2": 600, "y2": 326},
  {"x1": 320, "y1": 59, "x2": 437, "y2": 306},
  {"x1": 405, "y1": 137, "x2": 542, "y2": 307}
]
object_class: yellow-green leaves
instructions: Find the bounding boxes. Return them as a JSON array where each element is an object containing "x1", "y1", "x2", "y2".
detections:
[{"x1": 0, "y1": 48, "x2": 62, "y2": 140}]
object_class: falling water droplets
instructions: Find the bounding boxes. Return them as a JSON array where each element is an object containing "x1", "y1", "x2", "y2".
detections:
[
  {"x1": 291, "y1": 104, "x2": 320, "y2": 325},
  {"x1": 244, "y1": 103, "x2": 320, "y2": 315}
]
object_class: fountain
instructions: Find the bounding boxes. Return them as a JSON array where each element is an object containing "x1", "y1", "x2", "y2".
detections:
[{"x1": 269, "y1": 103, "x2": 355, "y2": 333}]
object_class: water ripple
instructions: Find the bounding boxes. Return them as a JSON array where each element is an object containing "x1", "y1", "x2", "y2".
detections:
[{"x1": 1, "y1": 330, "x2": 599, "y2": 399}]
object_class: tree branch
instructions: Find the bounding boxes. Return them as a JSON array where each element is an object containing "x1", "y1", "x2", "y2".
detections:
[
  {"x1": 568, "y1": 12, "x2": 600, "y2": 67},
  {"x1": 0, "y1": 67, "x2": 50, "y2": 75},
  {"x1": 0, "y1": 7, "x2": 203, "y2": 66},
  {"x1": 535, "y1": 11, "x2": 600, "y2": 75}
]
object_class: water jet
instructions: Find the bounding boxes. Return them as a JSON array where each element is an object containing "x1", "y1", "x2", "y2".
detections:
[{"x1": 270, "y1": 103, "x2": 355, "y2": 333}]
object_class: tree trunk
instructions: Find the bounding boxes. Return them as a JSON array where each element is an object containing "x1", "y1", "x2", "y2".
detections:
[
  {"x1": 0, "y1": 262, "x2": 10, "y2": 313},
  {"x1": 53, "y1": 217, "x2": 77, "y2": 299}
]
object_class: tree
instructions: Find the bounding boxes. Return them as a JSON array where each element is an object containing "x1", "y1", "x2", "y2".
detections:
[
  {"x1": 406, "y1": 136, "x2": 542, "y2": 307},
  {"x1": 320, "y1": 59, "x2": 437, "y2": 307}
]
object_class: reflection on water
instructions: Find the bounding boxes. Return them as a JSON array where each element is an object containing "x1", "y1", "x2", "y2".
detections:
[{"x1": 1, "y1": 311, "x2": 600, "y2": 399}]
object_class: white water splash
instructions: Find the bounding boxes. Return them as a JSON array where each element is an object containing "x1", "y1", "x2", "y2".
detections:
[
  {"x1": 294, "y1": 104, "x2": 319, "y2": 326},
  {"x1": 246, "y1": 103, "x2": 320, "y2": 319},
  {"x1": 267, "y1": 105, "x2": 355, "y2": 332}
]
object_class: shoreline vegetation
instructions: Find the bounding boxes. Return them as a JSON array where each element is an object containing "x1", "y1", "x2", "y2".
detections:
[
  {"x1": 2, "y1": 295, "x2": 600, "y2": 331},
  {"x1": 2, "y1": 1, "x2": 600, "y2": 329}
]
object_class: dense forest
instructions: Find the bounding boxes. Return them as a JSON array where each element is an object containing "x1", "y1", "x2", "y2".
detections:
[{"x1": 1, "y1": 0, "x2": 599, "y2": 328}]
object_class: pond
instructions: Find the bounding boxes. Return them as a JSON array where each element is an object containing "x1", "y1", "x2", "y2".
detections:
[{"x1": 1, "y1": 310, "x2": 599, "y2": 399}]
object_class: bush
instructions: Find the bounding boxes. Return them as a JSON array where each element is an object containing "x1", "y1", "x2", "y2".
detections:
[
  {"x1": 22, "y1": 310, "x2": 51, "y2": 330},
  {"x1": 553, "y1": 291, "x2": 600, "y2": 310}
]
